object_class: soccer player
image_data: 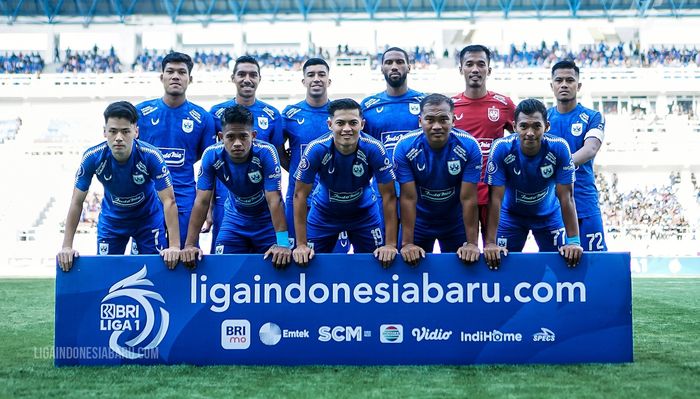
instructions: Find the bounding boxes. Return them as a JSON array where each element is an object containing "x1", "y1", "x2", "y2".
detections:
[
  {"x1": 293, "y1": 99, "x2": 398, "y2": 268},
  {"x1": 453, "y1": 44, "x2": 515, "y2": 245},
  {"x1": 135, "y1": 52, "x2": 216, "y2": 248},
  {"x1": 180, "y1": 105, "x2": 291, "y2": 269},
  {"x1": 484, "y1": 98, "x2": 583, "y2": 269},
  {"x1": 547, "y1": 60, "x2": 607, "y2": 252},
  {"x1": 394, "y1": 94, "x2": 483, "y2": 266},
  {"x1": 57, "y1": 101, "x2": 180, "y2": 272}
]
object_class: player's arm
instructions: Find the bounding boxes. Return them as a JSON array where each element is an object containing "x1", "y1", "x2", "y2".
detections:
[
  {"x1": 156, "y1": 186, "x2": 181, "y2": 270},
  {"x1": 484, "y1": 185, "x2": 506, "y2": 270},
  {"x1": 556, "y1": 183, "x2": 583, "y2": 267},
  {"x1": 572, "y1": 137, "x2": 603, "y2": 167},
  {"x1": 292, "y1": 181, "x2": 314, "y2": 266},
  {"x1": 399, "y1": 181, "x2": 424, "y2": 266},
  {"x1": 374, "y1": 181, "x2": 398, "y2": 268},
  {"x1": 181, "y1": 189, "x2": 211, "y2": 269},
  {"x1": 264, "y1": 190, "x2": 292, "y2": 269},
  {"x1": 457, "y1": 182, "x2": 480, "y2": 263},
  {"x1": 57, "y1": 188, "x2": 88, "y2": 272}
]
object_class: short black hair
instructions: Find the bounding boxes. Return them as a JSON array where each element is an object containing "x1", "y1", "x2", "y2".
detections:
[
  {"x1": 514, "y1": 98, "x2": 548, "y2": 125},
  {"x1": 420, "y1": 93, "x2": 454, "y2": 113},
  {"x1": 551, "y1": 59, "x2": 580, "y2": 77},
  {"x1": 381, "y1": 47, "x2": 410, "y2": 64},
  {"x1": 221, "y1": 105, "x2": 254, "y2": 129},
  {"x1": 233, "y1": 55, "x2": 260, "y2": 74},
  {"x1": 328, "y1": 98, "x2": 362, "y2": 118},
  {"x1": 162, "y1": 52, "x2": 193, "y2": 73},
  {"x1": 303, "y1": 58, "x2": 330, "y2": 74},
  {"x1": 103, "y1": 101, "x2": 138, "y2": 124},
  {"x1": 459, "y1": 44, "x2": 491, "y2": 65}
]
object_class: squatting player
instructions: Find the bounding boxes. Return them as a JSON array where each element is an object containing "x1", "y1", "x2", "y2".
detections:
[
  {"x1": 484, "y1": 98, "x2": 583, "y2": 269},
  {"x1": 57, "y1": 101, "x2": 180, "y2": 271},
  {"x1": 394, "y1": 94, "x2": 483, "y2": 266},
  {"x1": 180, "y1": 105, "x2": 291, "y2": 269},
  {"x1": 293, "y1": 99, "x2": 398, "y2": 268},
  {"x1": 547, "y1": 60, "x2": 607, "y2": 251},
  {"x1": 135, "y1": 52, "x2": 215, "y2": 248}
]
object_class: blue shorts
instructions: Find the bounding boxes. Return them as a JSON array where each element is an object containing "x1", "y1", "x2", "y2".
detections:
[
  {"x1": 496, "y1": 211, "x2": 565, "y2": 253},
  {"x1": 211, "y1": 201, "x2": 225, "y2": 253},
  {"x1": 97, "y1": 218, "x2": 166, "y2": 255},
  {"x1": 579, "y1": 214, "x2": 608, "y2": 251},
  {"x1": 307, "y1": 207, "x2": 384, "y2": 253},
  {"x1": 215, "y1": 213, "x2": 276, "y2": 254},
  {"x1": 287, "y1": 193, "x2": 350, "y2": 253},
  {"x1": 408, "y1": 218, "x2": 466, "y2": 253}
]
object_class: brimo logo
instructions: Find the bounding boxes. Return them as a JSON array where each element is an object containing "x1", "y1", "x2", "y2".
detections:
[{"x1": 101, "y1": 266, "x2": 169, "y2": 359}]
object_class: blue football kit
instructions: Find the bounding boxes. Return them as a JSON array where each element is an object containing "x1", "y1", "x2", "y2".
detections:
[
  {"x1": 295, "y1": 133, "x2": 395, "y2": 253},
  {"x1": 394, "y1": 129, "x2": 482, "y2": 252},
  {"x1": 548, "y1": 104, "x2": 608, "y2": 251},
  {"x1": 75, "y1": 140, "x2": 173, "y2": 255},
  {"x1": 197, "y1": 140, "x2": 283, "y2": 254},
  {"x1": 485, "y1": 134, "x2": 576, "y2": 252},
  {"x1": 135, "y1": 98, "x2": 216, "y2": 247}
]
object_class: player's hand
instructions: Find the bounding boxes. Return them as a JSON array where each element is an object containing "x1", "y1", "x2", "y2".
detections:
[
  {"x1": 293, "y1": 244, "x2": 314, "y2": 267},
  {"x1": 56, "y1": 247, "x2": 79, "y2": 272},
  {"x1": 374, "y1": 244, "x2": 398, "y2": 269},
  {"x1": 264, "y1": 245, "x2": 292, "y2": 269},
  {"x1": 559, "y1": 244, "x2": 583, "y2": 268},
  {"x1": 180, "y1": 245, "x2": 203, "y2": 269},
  {"x1": 400, "y1": 244, "x2": 425, "y2": 267},
  {"x1": 160, "y1": 246, "x2": 180, "y2": 270},
  {"x1": 200, "y1": 217, "x2": 213, "y2": 233},
  {"x1": 483, "y1": 243, "x2": 507, "y2": 271},
  {"x1": 457, "y1": 242, "x2": 480, "y2": 264}
]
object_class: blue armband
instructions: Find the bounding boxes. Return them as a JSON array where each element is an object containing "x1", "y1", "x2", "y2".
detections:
[
  {"x1": 276, "y1": 231, "x2": 291, "y2": 248},
  {"x1": 566, "y1": 235, "x2": 581, "y2": 246}
]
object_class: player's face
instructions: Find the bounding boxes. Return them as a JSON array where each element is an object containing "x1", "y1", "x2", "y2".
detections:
[
  {"x1": 160, "y1": 62, "x2": 191, "y2": 97},
  {"x1": 420, "y1": 101, "x2": 454, "y2": 150},
  {"x1": 460, "y1": 51, "x2": 491, "y2": 89},
  {"x1": 551, "y1": 68, "x2": 581, "y2": 103},
  {"x1": 221, "y1": 123, "x2": 256, "y2": 163},
  {"x1": 104, "y1": 117, "x2": 138, "y2": 161},
  {"x1": 328, "y1": 108, "x2": 364, "y2": 153},
  {"x1": 381, "y1": 51, "x2": 410, "y2": 89},
  {"x1": 515, "y1": 112, "x2": 550, "y2": 156},
  {"x1": 303, "y1": 65, "x2": 330, "y2": 99},
  {"x1": 232, "y1": 63, "x2": 260, "y2": 100}
]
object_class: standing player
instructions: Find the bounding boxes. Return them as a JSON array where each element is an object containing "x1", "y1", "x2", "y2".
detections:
[
  {"x1": 548, "y1": 60, "x2": 607, "y2": 252},
  {"x1": 293, "y1": 99, "x2": 398, "y2": 268},
  {"x1": 135, "y1": 52, "x2": 216, "y2": 248},
  {"x1": 57, "y1": 101, "x2": 180, "y2": 271},
  {"x1": 453, "y1": 44, "x2": 515, "y2": 244},
  {"x1": 180, "y1": 105, "x2": 291, "y2": 269},
  {"x1": 484, "y1": 99, "x2": 582, "y2": 269},
  {"x1": 394, "y1": 94, "x2": 483, "y2": 266}
]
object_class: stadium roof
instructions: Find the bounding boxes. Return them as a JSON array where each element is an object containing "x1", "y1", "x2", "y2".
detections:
[{"x1": 1, "y1": 0, "x2": 698, "y2": 25}]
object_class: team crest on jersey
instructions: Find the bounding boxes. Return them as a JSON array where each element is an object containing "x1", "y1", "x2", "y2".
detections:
[
  {"x1": 215, "y1": 245, "x2": 224, "y2": 254},
  {"x1": 447, "y1": 160, "x2": 461, "y2": 175},
  {"x1": 99, "y1": 242, "x2": 109, "y2": 255},
  {"x1": 409, "y1": 103, "x2": 420, "y2": 115},
  {"x1": 571, "y1": 123, "x2": 583, "y2": 137},
  {"x1": 132, "y1": 174, "x2": 145, "y2": 185},
  {"x1": 182, "y1": 119, "x2": 194, "y2": 133},
  {"x1": 487, "y1": 106, "x2": 500, "y2": 122},
  {"x1": 257, "y1": 116, "x2": 269, "y2": 130},
  {"x1": 248, "y1": 170, "x2": 262, "y2": 183},
  {"x1": 352, "y1": 163, "x2": 364, "y2": 177},
  {"x1": 540, "y1": 164, "x2": 554, "y2": 178}
]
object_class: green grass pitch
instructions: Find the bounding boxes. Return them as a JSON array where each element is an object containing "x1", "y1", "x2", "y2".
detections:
[{"x1": 0, "y1": 278, "x2": 697, "y2": 398}]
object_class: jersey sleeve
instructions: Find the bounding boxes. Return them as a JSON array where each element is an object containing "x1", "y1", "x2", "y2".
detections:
[
  {"x1": 461, "y1": 137, "x2": 483, "y2": 184},
  {"x1": 295, "y1": 144, "x2": 321, "y2": 185},
  {"x1": 260, "y1": 144, "x2": 283, "y2": 192},
  {"x1": 198, "y1": 112, "x2": 217, "y2": 159},
  {"x1": 393, "y1": 140, "x2": 414, "y2": 184},
  {"x1": 209, "y1": 105, "x2": 223, "y2": 135},
  {"x1": 196, "y1": 149, "x2": 217, "y2": 191},
  {"x1": 269, "y1": 109, "x2": 285, "y2": 147},
  {"x1": 555, "y1": 141, "x2": 576, "y2": 186},
  {"x1": 145, "y1": 148, "x2": 172, "y2": 192},
  {"x1": 484, "y1": 141, "x2": 507, "y2": 186},
  {"x1": 370, "y1": 141, "x2": 396, "y2": 185},
  {"x1": 503, "y1": 98, "x2": 516, "y2": 133},
  {"x1": 74, "y1": 150, "x2": 97, "y2": 192},
  {"x1": 585, "y1": 111, "x2": 605, "y2": 143}
]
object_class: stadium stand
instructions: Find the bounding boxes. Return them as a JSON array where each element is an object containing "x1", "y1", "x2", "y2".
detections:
[{"x1": 0, "y1": 52, "x2": 44, "y2": 74}]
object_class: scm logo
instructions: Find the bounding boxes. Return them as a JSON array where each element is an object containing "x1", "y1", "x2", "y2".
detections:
[
  {"x1": 318, "y1": 326, "x2": 370, "y2": 342},
  {"x1": 221, "y1": 319, "x2": 251, "y2": 350}
]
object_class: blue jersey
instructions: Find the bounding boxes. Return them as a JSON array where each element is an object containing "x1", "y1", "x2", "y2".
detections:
[
  {"x1": 197, "y1": 140, "x2": 282, "y2": 220},
  {"x1": 547, "y1": 104, "x2": 605, "y2": 218},
  {"x1": 485, "y1": 134, "x2": 575, "y2": 218},
  {"x1": 394, "y1": 129, "x2": 482, "y2": 223},
  {"x1": 75, "y1": 140, "x2": 172, "y2": 226},
  {"x1": 361, "y1": 89, "x2": 425, "y2": 159},
  {"x1": 135, "y1": 98, "x2": 215, "y2": 211},
  {"x1": 210, "y1": 99, "x2": 284, "y2": 147},
  {"x1": 295, "y1": 133, "x2": 395, "y2": 221}
]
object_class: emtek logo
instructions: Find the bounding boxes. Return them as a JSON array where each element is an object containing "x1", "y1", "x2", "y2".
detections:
[
  {"x1": 221, "y1": 319, "x2": 250, "y2": 349},
  {"x1": 318, "y1": 326, "x2": 371, "y2": 342},
  {"x1": 533, "y1": 328, "x2": 556, "y2": 342},
  {"x1": 380, "y1": 324, "x2": 403, "y2": 343},
  {"x1": 259, "y1": 322, "x2": 310, "y2": 346}
]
